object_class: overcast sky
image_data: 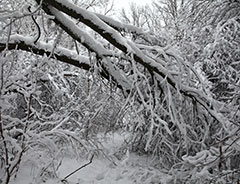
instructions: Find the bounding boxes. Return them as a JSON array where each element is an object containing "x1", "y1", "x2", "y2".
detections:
[{"x1": 113, "y1": 0, "x2": 152, "y2": 11}]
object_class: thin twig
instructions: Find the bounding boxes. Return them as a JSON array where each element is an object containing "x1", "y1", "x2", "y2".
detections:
[{"x1": 61, "y1": 154, "x2": 94, "y2": 182}]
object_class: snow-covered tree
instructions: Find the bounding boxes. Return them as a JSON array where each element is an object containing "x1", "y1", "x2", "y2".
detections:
[{"x1": 0, "y1": 0, "x2": 239, "y2": 183}]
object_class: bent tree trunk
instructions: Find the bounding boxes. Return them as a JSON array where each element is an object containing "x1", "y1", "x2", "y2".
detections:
[{"x1": 0, "y1": 0, "x2": 237, "y2": 183}]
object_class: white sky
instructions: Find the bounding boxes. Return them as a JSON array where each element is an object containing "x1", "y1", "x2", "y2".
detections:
[{"x1": 113, "y1": 0, "x2": 152, "y2": 11}]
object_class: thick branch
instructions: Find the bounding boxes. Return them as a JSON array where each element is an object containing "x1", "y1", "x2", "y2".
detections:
[
  {"x1": 51, "y1": 7, "x2": 131, "y2": 91},
  {"x1": 32, "y1": 0, "x2": 232, "y2": 126},
  {"x1": 36, "y1": 0, "x2": 177, "y2": 89},
  {"x1": 95, "y1": 13, "x2": 166, "y2": 47},
  {"x1": 0, "y1": 35, "x2": 129, "y2": 91},
  {"x1": 36, "y1": 0, "x2": 130, "y2": 52},
  {"x1": 0, "y1": 36, "x2": 90, "y2": 70}
]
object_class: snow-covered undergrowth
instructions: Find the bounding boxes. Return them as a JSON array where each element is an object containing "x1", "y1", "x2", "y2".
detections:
[{"x1": 10, "y1": 132, "x2": 170, "y2": 184}]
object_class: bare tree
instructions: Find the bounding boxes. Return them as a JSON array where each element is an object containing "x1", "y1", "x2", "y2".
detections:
[{"x1": 0, "y1": 0, "x2": 239, "y2": 183}]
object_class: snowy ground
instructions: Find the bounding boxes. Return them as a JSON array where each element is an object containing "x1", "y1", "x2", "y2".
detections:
[{"x1": 10, "y1": 132, "x2": 170, "y2": 184}]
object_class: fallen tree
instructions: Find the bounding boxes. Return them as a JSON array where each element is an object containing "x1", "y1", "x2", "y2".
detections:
[{"x1": 0, "y1": 0, "x2": 239, "y2": 183}]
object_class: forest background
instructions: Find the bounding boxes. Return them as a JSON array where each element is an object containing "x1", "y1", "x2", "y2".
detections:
[{"x1": 0, "y1": 0, "x2": 240, "y2": 183}]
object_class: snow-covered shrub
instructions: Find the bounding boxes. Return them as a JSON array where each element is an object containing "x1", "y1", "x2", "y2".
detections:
[
  {"x1": 0, "y1": 50, "x2": 123, "y2": 183},
  {"x1": 1, "y1": 0, "x2": 239, "y2": 183}
]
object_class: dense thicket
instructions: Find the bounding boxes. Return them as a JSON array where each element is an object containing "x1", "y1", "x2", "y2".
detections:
[{"x1": 0, "y1": 0, "x2": 239, "y2": 183}]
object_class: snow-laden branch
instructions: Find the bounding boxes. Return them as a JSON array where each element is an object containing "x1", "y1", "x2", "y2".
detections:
[
  {"x1": 0, "y1": 34, "x2": 131, "y2": 91},
  {"x1": 95, "y1": 13, "x2": 143, "y2": 34},
  {"x1": 46, "y1": 9, "x2": 113, "y2": 56},
  {"x1": 33, "y1": 0, "x2": 232, "y2": 128},
  {"x1": 0, "y1": 34, "x2": 90, "y2": 70},
  {"x1": 34, "y1": 0, "x2": 190, "y2": 89},
  {"x1": 42, "y1": 6, "x2": 132, "y2": 91},
  {"x1": 36, "y1": 0, "x2": 177, "y2": 87},
  {"x1": 95, "y1": 13, "x2": 165, "y2": 46},
  {"x1": 37, "y1": 0, "x2": 132, "y2": 52}
]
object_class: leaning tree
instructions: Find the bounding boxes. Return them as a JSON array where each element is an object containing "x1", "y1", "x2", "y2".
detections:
[{"x1": 0, "y1": 0, "x2": 239, "y2": 183}]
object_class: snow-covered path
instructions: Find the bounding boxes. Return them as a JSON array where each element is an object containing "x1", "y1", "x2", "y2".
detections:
[{"x1": 11, "y1": 132, "x2": 169, "y2": 184}]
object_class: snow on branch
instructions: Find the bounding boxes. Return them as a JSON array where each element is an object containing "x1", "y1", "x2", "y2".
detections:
[
  {"x1": 44, "y1": 6, "x2": 131, "y2": 91},
  {"x1": 0, "y1": 34, "x2": 131, "y2": 91},
  {"x1": 0, "y1": 34, "x2": 90, "y2": 70},
  {"x1": 95, "y1": 13, "x2": 143, "y2": 34},
  {"x1": 33, "y1": 0, "x2": 232, "y2": 128},
  {"x1": 37, "y1": 0, "x2": 132, "y2": 53},
  {"x1": 35, "y1": 0, "x2": 186, "y2": 90},
  {"x1": 95, "y1": 13, "x2": 166, "y2": 47},
  {"x1": 37, "y1": 0, "x2": 178, "y2": 88},
  {"x1": 47, "y1": 7, "x2": 113, "y2": 56}
]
